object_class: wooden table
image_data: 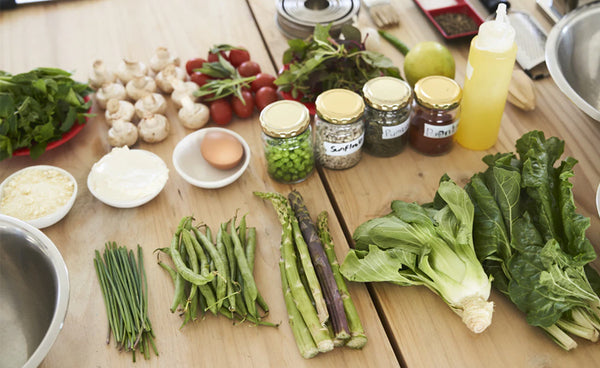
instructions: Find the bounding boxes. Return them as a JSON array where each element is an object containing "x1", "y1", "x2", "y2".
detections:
[{"x1": 1, "y1": 0, "x2": 599, "y2": 367}]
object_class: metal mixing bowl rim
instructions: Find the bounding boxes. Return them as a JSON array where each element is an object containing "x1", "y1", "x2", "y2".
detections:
[
  {"x1": 0, "y1": 214, "x2": 70, "y2": 368},
  {"x1": 545, "y1": 1, "x2": 600, "y2": 121}
]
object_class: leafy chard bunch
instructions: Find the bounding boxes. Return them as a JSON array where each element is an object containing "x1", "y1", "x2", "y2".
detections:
[
  {"x1": 275, "y1": 24, "x2": 401, "y2": 102},
  {"x1": 0, "y1": 68, "x2": 92, "y2": 160},
  {"x1": 340, "y1": 179, "x2": 494, "y2": 334},
  {"x1": 465, "y1": 130, "x2": 600, "y2": 350}
]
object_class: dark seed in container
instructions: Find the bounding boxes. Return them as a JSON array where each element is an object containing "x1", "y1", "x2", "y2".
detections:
[{"x1": 434, "y1": 13, "x2": 478, "y2": 36}]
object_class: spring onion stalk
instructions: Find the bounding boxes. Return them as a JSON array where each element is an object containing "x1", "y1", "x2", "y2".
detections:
[{"x1": 94, "y1": 242, "x2": 158, "y2": 361}]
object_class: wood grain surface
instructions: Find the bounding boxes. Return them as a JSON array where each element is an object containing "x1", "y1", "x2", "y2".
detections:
[
  {"x1": 251, "y1": 0, "x2": 600, "y2": 367},
  {"x1": 0, "y1": 1, "x2": 397, "y2": 367}
]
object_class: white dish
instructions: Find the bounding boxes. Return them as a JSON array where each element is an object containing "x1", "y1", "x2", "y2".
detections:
[
  {"x1": 172, "y1": 127, "x2": 251, "y2": 189},
  {"x1": 87, "y1": 147, "x2": 169, "y2": 208},
  {"x1": 0, "y1": 165, "x2": 77, "y2": 229},
  {"x1": 596, "y1": 183, "x2": 600, "y2": 219}
]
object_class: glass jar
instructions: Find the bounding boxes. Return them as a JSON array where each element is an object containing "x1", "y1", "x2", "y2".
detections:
[
  {"x1": 260, "y1": 100, "x2": 315, "y2": 184},
  {"x1": 409, "y1": 76, "x2": 462, "y2": 156},
  {"x1": 314, "y1": 89, "x2": 365, "y2": 170},
  {"x1": 362, "y1": 76, "x2": 412, "y2": 157}
]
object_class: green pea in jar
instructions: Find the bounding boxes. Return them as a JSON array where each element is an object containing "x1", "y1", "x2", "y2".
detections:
[{"x1": 260, "y1": 100, "x2": 315, "y2": 184}]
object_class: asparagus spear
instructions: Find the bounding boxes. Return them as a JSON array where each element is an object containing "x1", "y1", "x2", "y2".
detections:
[
  {"x1": 280, "y1": 259, "x2": 319, "y2": 358},
  {"x1": 288, "y1": 190, "x2": 350, "y2": 342},
  {"x1": 317, "y1": 211, "x2": 367, "y2": 349},
  {"x1": 255, "y1": 191, "x2": 334, "y2": 353}
]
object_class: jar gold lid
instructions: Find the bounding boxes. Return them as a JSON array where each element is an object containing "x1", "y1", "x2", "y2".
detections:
[
  {"x1": 260, "y1": 100, "x2": 310, "y2": 138},
  {"x1": 362, "y1": 76, "x2": 412, "y2": 111},
  {"x1": 413, "y1": 76, "x2": 462, "y2": 110},
  {"x1": 315, "y1": 89, "x2": 364, "y2": 124}
]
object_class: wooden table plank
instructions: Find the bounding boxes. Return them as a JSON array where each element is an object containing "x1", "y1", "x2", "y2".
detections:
[
  {"x1": 0, "y1": 1, "x2": 398, "y2": 367},
  {"x1": 251, "y1": 0, "x2": 600, "y2": 367}
]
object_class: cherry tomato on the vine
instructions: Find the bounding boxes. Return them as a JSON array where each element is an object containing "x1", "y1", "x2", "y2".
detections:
[
  {"x1": 185, "y1": 58, "x2": 207, "y2": 75},
  {"x1": 255, "y1": 86, "x2": 278, "y2": 111},
  {"x1": 210, "y1": 99, "x2": 233, "y2": 125},
  {"x1": 231, "y1": 90, "x2": 255, "y2": 118},
  {"x1": 190, "y1": 72, "x2": 210, "y2": 87},
  {"x1": 237, "y1": 61, "x2": 261, "y2": 77},
  {"x1": 250, "y1": 73, "x2": 277, "y2": 92},
  {"x1": 208, "y1": 50, "x2": 228, "y2": 63},
  {"x1": 229, "y1": 48, "x2": 250, "y2": 67}
]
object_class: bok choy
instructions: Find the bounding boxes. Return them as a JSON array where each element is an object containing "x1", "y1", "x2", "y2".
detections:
[{"x1": 340, "y1": 180, "x2": 494, "y2": 333}]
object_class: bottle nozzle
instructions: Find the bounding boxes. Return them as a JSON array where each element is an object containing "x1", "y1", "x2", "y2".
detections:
[{"x1": 496, "y1": 3, "x2": 509, "y2": 24}]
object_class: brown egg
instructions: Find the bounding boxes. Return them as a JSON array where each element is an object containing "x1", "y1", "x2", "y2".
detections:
[{"x1": 200, "y1": 131, "x2": 244, "y2": 170}]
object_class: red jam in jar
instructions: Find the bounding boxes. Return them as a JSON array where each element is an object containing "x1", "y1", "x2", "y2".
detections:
[{"x1": 409, "y1": 76, "x2": 462, "y2": 156}]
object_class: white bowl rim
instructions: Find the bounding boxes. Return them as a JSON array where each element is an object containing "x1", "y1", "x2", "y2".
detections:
[
  {"x1": 172, "y1": 127, "x2": 251, "y2": 189},
  {"x1": 0, "y1": 165, "x2": 78, "y2": 229},
  {"x1": 545, "y1": 2, "x2": 600, "y2": 121},
  {"x1": 0, "y1": 214, "x2": 70, "y2": 368},
  {"x1": 87, "y1": 148, "x2": 169, "y2": 208}
]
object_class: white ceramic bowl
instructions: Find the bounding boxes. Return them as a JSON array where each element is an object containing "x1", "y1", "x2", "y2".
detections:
[
  {"x1": 172, "y1": 127, "x2": 251, "y2": 189},
  {"x1": 87, "y1": 147, "x2": 169, "y2": 208},
  {"x1": 0, "y1": 165, "x2": 77, "y2": 229}
]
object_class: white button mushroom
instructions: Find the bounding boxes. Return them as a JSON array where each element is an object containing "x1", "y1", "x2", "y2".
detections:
[
  {"x1": 155, "y1": 64, "x2": 187, "y2": 94},
  {"x1": 105, "y1": 99, "x2": 136, "y2": 126},
  {"x1": 88, "y1": 60, "x2": 116, "y2": 90},
  {"x1": 178, "y1": 96, "x2": 209, "y2": 130},
  {"x1": 138, "y1": 114, "x2": 170, "y2": 143},
  {"x1": 96, "y1": 83, "x2": 127, "y2": 110},
  {"x1": 126, "y1": 76, "x2": 157, "y2": 101},
  {"x1": 149, "y1": 47, "x2": 181, "y2": 73},
  {"x1": 108, "y1": 120, "x2": 139, "y2": 147},
  {"x1": 135, "y1": 93, "x2": 167, "y2": 119},
  {"x1": 116, "y1": 58, "x2": 148, "y2": 84},
  {"x1": 171, "y1": 80, "x2": 199, "y2": 108}
]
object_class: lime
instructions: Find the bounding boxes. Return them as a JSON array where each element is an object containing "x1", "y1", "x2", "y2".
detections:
[{"x1": 403, "y1": 41, "x2": 456, "y2": 87}]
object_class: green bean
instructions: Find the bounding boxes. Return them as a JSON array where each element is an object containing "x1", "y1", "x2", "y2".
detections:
[
  {"x1": 238, "y1": 214, "x2": 247, "y2": 249},
  {"x1": 221, "y1": 222, "x2": 237, "y2": 312},
  {"x1": 378, "y1": 29, "x2": 410, "y2": 56},
  {"x1": 183, "y1": 230, "x2": 217, "y2": 315},
  {"x1": 216, "y1": 225, "x2": 235, "y2": 312},
  {"x1": 246, "y1": 227, "x2": 256, "y2": 274},
  {"x1": 180, "y1": 231, "x2": 199, "y2": 313},
  {"x1": 229, "y1": 217, "x2": 258, "y2": 318},
  {"x1": 169, "y1": 233, "x2": 214, "y2": 286},
  {"x1": 192, "y1": 226, "x2": 228, "y2": 311}
]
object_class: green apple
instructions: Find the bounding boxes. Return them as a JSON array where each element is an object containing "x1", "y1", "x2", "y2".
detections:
[{"x1": 403, "y1": 41, "x2": 456, "y2": 87}]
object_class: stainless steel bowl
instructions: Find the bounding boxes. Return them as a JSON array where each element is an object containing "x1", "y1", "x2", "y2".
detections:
[
  {"x1": 0, "y1": 214, "x2": 69, "y2": 368},
  {"x1": 545, "y1": 1, "x2": 600, "y2": 121}
]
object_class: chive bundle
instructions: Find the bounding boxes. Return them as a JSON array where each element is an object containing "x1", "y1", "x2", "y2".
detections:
[
  {"x1": 93, "y1": 242, "x2": 157, "y2": 362},
  {"x1": 156, "y1": 215, "x2": 275, "y2": 327}
]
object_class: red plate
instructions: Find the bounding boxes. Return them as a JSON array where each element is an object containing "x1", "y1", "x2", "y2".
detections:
[{"x1": 12, "y1": 96, "x2": 92, "y2": 157}]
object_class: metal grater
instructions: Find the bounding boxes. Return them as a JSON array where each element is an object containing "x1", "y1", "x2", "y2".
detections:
[{"x1": 508, "y1": 11, "x2": 550, "y2": 79}]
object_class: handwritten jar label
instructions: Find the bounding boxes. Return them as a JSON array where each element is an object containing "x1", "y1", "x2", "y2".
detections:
[
  {"x1": 323, "y1": 133, "x2": 364, "y2": 157},
  {"x1": 423, "y1": 121, "x2": 459, "y2": 139},
  {"x1": 381, "y1": 119, "x2": 409, "y2": 140}
]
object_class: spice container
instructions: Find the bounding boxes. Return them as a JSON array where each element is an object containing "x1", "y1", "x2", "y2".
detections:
[
  {"x1": 314, "y1": 89, "x2": 365, "y2": 170},
  {"x1": 362, "y1": 77, "x2": 412, "y2": 157},
  {"x1": 409, "y1": 76, "x2": 461, "y2": 155},
  {"x1": 260, "y1": 100, "x2": 315, "y2": 183}
]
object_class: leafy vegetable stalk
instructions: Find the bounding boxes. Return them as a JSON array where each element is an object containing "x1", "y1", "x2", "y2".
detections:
[
  {"x1": 0, "y1": 67, "x2": 93, "y2": 160},
  {"x1": 275, "y1": 24, "x2": 400, "y2": 102},
  {"x1": 465, "y1": 130, "x2": 600, "y2": 350},
  {"x1": 340, "y1": 180, "x2": 494, "y2": 334}
]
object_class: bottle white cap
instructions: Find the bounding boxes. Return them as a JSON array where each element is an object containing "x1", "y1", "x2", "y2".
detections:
[{"x1": 475, "y1": 4, "x2": 515, "y2": 53}]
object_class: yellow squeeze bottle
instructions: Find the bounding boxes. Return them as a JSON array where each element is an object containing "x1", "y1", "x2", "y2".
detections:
[{"x1": 455, "y1": 4, "x2": 517, "y2": 150}]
